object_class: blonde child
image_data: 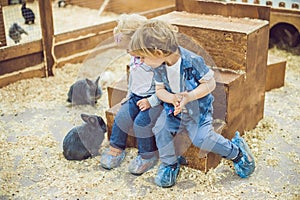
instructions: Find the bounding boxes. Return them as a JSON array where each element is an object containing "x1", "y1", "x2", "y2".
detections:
[
  {"x1": 100, "y1": 14, "x2": 163, "y2": 175},
  {"x1": 129, "y1": 20, "x2": 255, "y2": 187}
]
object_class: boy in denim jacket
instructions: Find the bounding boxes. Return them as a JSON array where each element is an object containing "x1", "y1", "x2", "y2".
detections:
[{"x1": 129, "y1": 20, "x2": 255, "y2": 187}]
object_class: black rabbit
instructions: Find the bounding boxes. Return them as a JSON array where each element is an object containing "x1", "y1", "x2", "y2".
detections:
[
  {"x1": 63, "y1": 114, "x2": 107, "y2": 161},
  {"x1": 58, "y1": 0, "x2": 67, "y2": 8},
  {"x1": 21, "y1": 2, "x2": 35, "y2": 24}
]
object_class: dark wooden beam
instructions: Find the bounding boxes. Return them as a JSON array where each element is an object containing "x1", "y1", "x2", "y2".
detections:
[{"x1": 38, "y1": 0, "x2": 55, "y2": 76}]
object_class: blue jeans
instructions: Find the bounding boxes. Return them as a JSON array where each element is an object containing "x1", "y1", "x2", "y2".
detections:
[
  {"x1": 110, "y1": 93, "x2": 163, "y2": 158},
  {"x1": 153, "y1": 111, "x2": 239, "y2": 165}
]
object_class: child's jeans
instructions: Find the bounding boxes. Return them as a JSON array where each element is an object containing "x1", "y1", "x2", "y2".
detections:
[
  {"x1": 110, "y1": 93, "x2": 163, "y2": 159},
  {"x1": 153, "y1": 111, "x2": 240, "y2": 165}
]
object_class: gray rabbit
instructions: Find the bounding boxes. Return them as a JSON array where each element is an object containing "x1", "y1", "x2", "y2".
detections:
[
  {"x1": 67, "y1": 76, "x2": 102, "y2": 106},
  {"x1": 9, "y1": 23, "x2": 28, "y2": 44},
  {"x1": 63, "y1": 113, "x2": 107, "y2": 160}
]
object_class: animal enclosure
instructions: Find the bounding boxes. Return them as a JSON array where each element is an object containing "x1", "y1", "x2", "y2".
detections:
[
  {"x1": 0, "y1": 0, "x2": 299, "y2": 199},
  {"x1": 0, "y1": 0, "x2": 175, "y2": 88}
]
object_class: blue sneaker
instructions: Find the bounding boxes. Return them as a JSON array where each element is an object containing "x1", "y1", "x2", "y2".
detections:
[
  {"x1": 128, "y1": 155, "x2": 158, "y2": 175},
  {"x1": 100, "y1": 147, "x2": 126, "y2": 170},
  {"x1": 155, "y1": 162, "x2": 180, "y2": 188},
  {"x1": 231, "y1": 131, "x2": 255, "y2": 178},
  {"x1": 177, "y1": 156, "x2": 188, "y2": 165}
]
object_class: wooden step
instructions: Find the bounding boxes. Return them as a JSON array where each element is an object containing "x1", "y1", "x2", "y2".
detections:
[
  {"x1": 266, "y1": 54, "x2": 286, "y2": 91},
  {"x1": 107, "y1": 78, "x2": 127, "y2": 108}
]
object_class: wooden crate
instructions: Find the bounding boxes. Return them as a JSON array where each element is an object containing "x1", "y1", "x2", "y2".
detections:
[
  {"x1": 155, "y1": 11, "x2": 269, "y2": 139},
  {"x1": 266, "y1": 54, "x2": 286, "y2": 91}
]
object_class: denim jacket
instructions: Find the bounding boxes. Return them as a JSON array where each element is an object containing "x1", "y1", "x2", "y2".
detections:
[{"x1": 153, "y1": 46, "x2": 214, "y2": 123}]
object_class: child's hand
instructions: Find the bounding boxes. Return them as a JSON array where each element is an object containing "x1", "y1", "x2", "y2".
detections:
[
  {"x1": 137, "y1": 99, "x2": 151, "y2": 111},
  {"x1": 178, "y1": 91, "x2": 191, "y2": 108},
  {"x1": 172, "y1": 94, "x2": 183, "y2": 116},
  {"x1": 173, "y1": 92, "x2": 192, "y2": 116},
  {"x1": 171, "y1": 94, "x2": 182, "y2": 107}
]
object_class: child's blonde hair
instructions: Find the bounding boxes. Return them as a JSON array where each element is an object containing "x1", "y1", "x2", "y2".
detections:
[
  {"x1": 129, "y1": 20, "x2": 179, "y2": 57},
  {"x1": 113, "y1": 14, "x2": 147, "y2": 37}
]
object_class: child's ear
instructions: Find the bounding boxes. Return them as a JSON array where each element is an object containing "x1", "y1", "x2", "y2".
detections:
[{"x1": 155, "y1": 49, "x2": 165, "y2": 57}]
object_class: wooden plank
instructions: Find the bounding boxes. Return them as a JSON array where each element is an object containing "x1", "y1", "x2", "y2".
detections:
[
  {"x1": 54, "y1": 21, "x2": 116, "y2": 43},
  {"x1": 69, "y1": 0, "x2": 104, "y2": 9},
  {"x1": 0, "y1": 40, "x2": 43, "y2": 61},
  {"x1": 0, "y1": 52, "x2": 44, "y2": 76},
  {"x1": 139, "y1": 5, "x2": 176, "y2": 19},
  {"x1": 70, "y1": 0, "x2": 175, "y2": 13},
  {"x1": 176, "y1": 0, "x2": 270, "y2": 21},
  {"x1": 39, "y1": 0, "x2": 55, "y2": 76},
  {"x1": 54, "y1": 30, "x2": 112, "y2": 59},
  {"x1": 0, "y1": 67, "x2": 45, "y2": 88}
]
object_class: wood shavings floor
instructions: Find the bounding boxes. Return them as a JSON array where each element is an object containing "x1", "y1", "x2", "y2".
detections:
[{"x1": 0, "y1": 46, "x2": 299, "y2": 199}]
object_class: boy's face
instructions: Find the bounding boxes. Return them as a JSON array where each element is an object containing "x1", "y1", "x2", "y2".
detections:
[{"x1": 140, "y1": 56, "x2": 165, "y2": 68}]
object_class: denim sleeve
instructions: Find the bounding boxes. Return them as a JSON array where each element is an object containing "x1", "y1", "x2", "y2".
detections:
[
  {"x1": 192, "y1": 56, "x2": 210, "y2": 81},
  {"x1": 153, "y1": 68, "x2": 163, "y2": 83}
]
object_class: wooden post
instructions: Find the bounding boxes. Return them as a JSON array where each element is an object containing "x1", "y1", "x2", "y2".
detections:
[
  {"x1": 38, "y1": 0, "x2": 55, "y2": 76},
  {"x1": 0, "y1": 4, "x2": 7, "y2": 47}
]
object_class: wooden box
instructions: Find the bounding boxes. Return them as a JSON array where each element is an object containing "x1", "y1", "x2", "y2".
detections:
[
  {"x1": 107, "y1": 78, "x2": 127, "y2": 108},
  {"x1": 105, "y1": 102, "x2": 226, "y2": 172},
  {"x1": 155, "y1": 11, "x2": 269, "y2": 139},
  {"x1": 266, "y1": 54, "x2": 286, "y2": 91}
]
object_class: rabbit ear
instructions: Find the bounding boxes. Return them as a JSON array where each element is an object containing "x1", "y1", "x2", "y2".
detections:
[
  {"x1": 81, "y1": 113, "x2": 90, "y2": 123},
  {"x1": 85, "y1": 78, "x2": 94, "y2": 87},
  {"x1": 95, "y1": 76, "x2": 100, "y2": 86},
  {"x1": 97, "y1": 116, "x2": 107, "y2": 132},
  {"x1": 88, "y1": 116, "x2": 97, "y2": 126}
]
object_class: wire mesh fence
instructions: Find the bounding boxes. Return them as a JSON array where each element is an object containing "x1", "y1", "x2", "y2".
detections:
[{"x1": 2, "y1": 0, "x2": 41, "y2": 46}]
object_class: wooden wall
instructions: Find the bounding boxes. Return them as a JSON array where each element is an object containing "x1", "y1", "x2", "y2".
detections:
[{"x1": 176, "y1": 0, "x2": 270, "y2": 21}]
